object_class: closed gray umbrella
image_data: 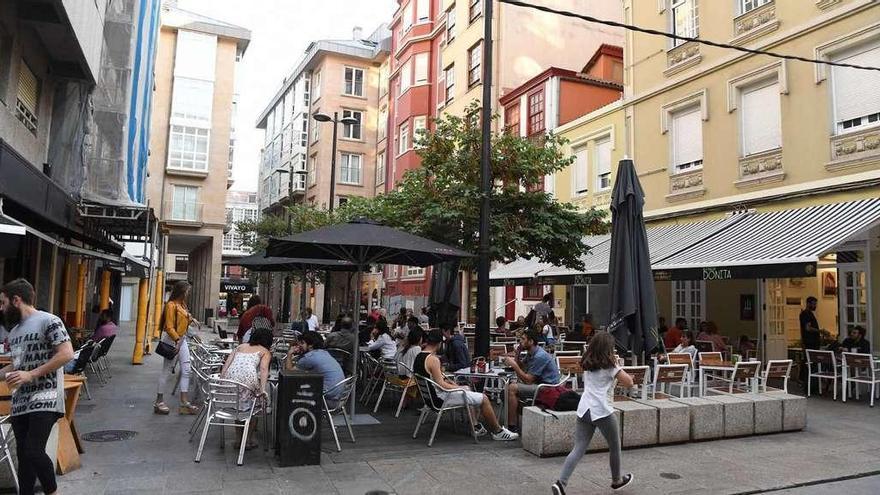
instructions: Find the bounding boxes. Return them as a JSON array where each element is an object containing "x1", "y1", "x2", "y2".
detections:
[
  {"x1": 428, "y1": 260, "x2": 461, "y2": 328},
  {"x1": 607, "y1": 159, "x2": 659, "y2": 359}
]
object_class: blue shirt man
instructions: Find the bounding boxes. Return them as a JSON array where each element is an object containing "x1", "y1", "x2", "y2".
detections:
[
  {"x1": 503, "y1": 329, "x2": 561, "y2": 429},
  {"x1": 524, "y1": 344, "x2": 560, "y2": 385},
  {"x1": 441, "y1": 325, "x2": 470, "y2": 371},
  {"x1": 294, "y1": 334, "x2": 345, "y2": 401}
]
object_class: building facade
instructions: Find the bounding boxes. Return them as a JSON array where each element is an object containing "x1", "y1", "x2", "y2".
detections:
[
  {"x1": 223, "y1": 190, "x2": 258, "y2": 258},
  {"x1": 255, "y1": 26, "x2": 390, "y2": 321},
  {"x1": 146, "y1": 4, "x2": 249, "y2": 323}
]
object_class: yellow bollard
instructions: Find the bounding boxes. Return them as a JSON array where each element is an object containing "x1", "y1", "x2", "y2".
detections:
[
  {"x1": 99, "y1": 269, "x2": 111, "y2": 310},
  {"x1": 132, "y1": 278, "x2": 149, "y2": 364},
  {"x1": 75, "y1": 261, "x2": 87, "y2": 328}
]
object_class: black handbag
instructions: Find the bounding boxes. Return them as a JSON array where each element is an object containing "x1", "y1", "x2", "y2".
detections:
[{"x1": 155, "y1": 339, "x2": 177, "y2": 360}]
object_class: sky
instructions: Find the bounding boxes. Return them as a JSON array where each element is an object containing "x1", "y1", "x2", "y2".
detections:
[{"x1": 176, "y1": 0, "x2": 398, "y2": 192}]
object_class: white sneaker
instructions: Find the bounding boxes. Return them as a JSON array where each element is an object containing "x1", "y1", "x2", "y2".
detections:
[{"x1": 492, "y1": 427, "x2": 519, "y2": 441}]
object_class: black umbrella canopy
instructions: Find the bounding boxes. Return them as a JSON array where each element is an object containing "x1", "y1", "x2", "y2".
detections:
[
  {"x1": 224, "y1": 250, "x2": 358, "y2": 272},
  {"x1": 607, "y1": 159, "x2": 659, "y2": 358},
  {"x1": 428, "y1": 259, "x2": 461, "y2": 328},
  {"x1": 265, "y1": 218, "x2": 473, "y2": 267}
]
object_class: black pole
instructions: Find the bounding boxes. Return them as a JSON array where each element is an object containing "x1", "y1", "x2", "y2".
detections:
[
  {"x1": 476, "y1": 0, "x2": 493, "y2": 359},
  {"x1": 322, "y1": 112, "x2": 340, "y2": 323}
]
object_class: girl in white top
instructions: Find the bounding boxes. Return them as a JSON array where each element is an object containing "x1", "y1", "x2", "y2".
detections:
[
  {"x1": 541, "y1": 315, "x2": 556, "y2": 345},
  {"x1": 366, "y1": 322, "x2": 397, "y2": 361},
  {"x1": 552, "y1": 332, "x2": 633, "y2": 495}
]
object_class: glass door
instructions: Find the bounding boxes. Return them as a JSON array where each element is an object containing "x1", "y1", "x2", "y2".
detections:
[{"x1": 762, "y1": 278, "x2": 787, "y2": 361}]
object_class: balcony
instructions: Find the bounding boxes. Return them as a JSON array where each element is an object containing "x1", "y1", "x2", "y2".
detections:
[
  {"x1": 731, "y1": 2, "x2": 779, "y2": 46},
  {"x1": 664, "y1": 41, "x2": 701, "y2": 77},
  {"x1": 736, "y1": 148, "x2": 785, "y2": 188},
  {"x1": 665, "y1": 169, "x2": 706, "y2": 202},
  {"x1": 163, "y1": 201, "x2": 203, "y2": 226},
  {"x1": 827, "y1": 126, "x2": 880, "y2": 172}
]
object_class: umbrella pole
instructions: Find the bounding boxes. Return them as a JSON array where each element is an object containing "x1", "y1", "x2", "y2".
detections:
[
  {"x1": 350, "y1": 266, "x2": 363, "y2": 419},
  {"x1": 300, "y1": 268, "x2": 307, "y2": 326}
]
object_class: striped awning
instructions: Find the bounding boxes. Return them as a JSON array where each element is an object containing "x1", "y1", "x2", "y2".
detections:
[
  {"x1": 653, "y1": 198, "x2": 880, "y2": 278},
  {"x1": 490, "y1": 198, "x2": 880, "y2": 284}
]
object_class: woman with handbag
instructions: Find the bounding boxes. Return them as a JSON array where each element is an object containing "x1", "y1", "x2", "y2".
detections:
[{"x1": 154, "y1": 281, "x2": 200, "y2": 415}]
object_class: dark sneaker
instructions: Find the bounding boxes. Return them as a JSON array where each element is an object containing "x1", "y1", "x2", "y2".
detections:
[
  {"x1": 612, "y1": 473, "x2": 633, "y2": 490},
  {"x1": 473, "y1": 423, "x2": 489, "y2": 437},
  {"x1": 551, "y1": 480, "x2": 566, "y2": 495}
]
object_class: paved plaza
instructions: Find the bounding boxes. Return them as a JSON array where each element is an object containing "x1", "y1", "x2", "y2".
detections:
[{"x1": 52, "y1": 324, "x2": 880, "y2": 495}]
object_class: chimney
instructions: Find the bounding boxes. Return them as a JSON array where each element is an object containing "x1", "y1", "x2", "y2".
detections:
[{"x1": 352, "y1": 26, "x2": 363, "y2": 40}]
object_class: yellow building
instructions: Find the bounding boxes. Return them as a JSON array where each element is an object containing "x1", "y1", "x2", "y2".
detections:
[{"x1": 623, "y1": 0, "x2": 880, "y2": 357}]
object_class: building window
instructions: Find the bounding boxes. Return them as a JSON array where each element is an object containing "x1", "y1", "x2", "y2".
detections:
[
  {"x1": 339, "y1": 153, "x2": 362, "y2": 185},
  {"x1": 444, "y1": 65, "x2": 455, "y2": 103},
  {"x1": 413, "y1": 116, "x2": 427, "y2": 147},
  {"x1": 524, "y1": 283, "x2": 543, "y2": 300},
  {"x1": 402, "y1": 1, "x2": 413, "y2": 32},
  {"x1": 446, "y1": 6, "x2": 456, "y2": 41},
  {"x1": 171, "y1": 77, "x2": 213, "y2": 125},
  {"x1": 311, "y1": 116, "x2": 320, "y2": 142},
  {"x1": 469, "y1": 0, "x2": 482, "y2": 23},
  {"x1": 171, "y1": 185, "x2": 199, "y2": 221},
  {"x1": 15, "y1": 60, "x2": 38, "y2": 133},
  {"x1": 312, "y1": 71, "x2": 321, "y2": 100},
  {"x1": 174, "y1": 256, "x2": 189, "y2": 273},
  {"x1": 376, "y1": 151, "x2": 386, "y2": 186},
  {"x1": 398, "y1": 122, "x2": 410, "y2": 155},
  {"x1": 504, "y1": 104, "x2": 519, "y2": 135},
  {"x1": 527, "y1": 89, "x2": 545, "y2": 135},
  {"x1": 741, "y1": 81, "x2": 781, "y2": 156},
  {"x1": 400, "y1": 59, "x2": 412, "y2": 93},
  {"x1": 378, "y1": 108, "x2": 388, "y2": 141},
  {"x1": 416, "y1": 0, "x2": 430, "y2": 21},
  {"x1": 414, "y1": 53, "x2": 429, "y2": 84},
  {"x1": 595, "y1": 137, "x2": 612, "y2": 190},
  {"x1": 671, "y1": 107, "x2": 703, "y2": 173},
  {"x1": 468, "y1": 42, "x2": 481, "y2": 87},
  {"x1": 344, "y1": 66, "x2": 365, "y2": 96},
  {"x1": 342, "y1": 109, "x2": 363, "y2": 140},
  {"x1": 740, "y1": 0, "x2": 771, "y2": 14},
  {"x1": 405, "y1": 266, "x2": 425, "y2": 277},
  {"x1": 572, "y1": 146, "x2": 588, "y2": 196},
  {"x1": 308, "y1": 155, "x2": 317, "y2": 186},
  {"x1": 168, "y1": 125, "x2": 210, "y2": 171},
  {"x1": 673, "y1": 280, "x2": 704, "y2": 332},
  {"x1": 174, "y1": 30, "x2": 217, "y2": 81},
  {"x1": 301, "y1": 115, "x2": 309, "y2": 146},
  {"x1": 832, "y1": 44, "x2": 880, "y2": 134},
  {"x1": 671, "y1": 0, "x2": 699, "y2": 47}
]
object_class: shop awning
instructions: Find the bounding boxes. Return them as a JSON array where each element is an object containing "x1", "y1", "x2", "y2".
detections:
[{"x1": 653, "y1": 198, "x2": 880, "y2": 279}]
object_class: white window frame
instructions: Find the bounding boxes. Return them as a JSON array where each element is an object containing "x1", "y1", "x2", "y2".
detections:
[
  {"x1": 342, "y1": 109, "x2": 363, "y2": 140},
  {"x1": 376, "y1": 151, "x2": 386, "y2": 186},
  {"x1": 170, "y1": 77, "x2": 214, "y2": 126},
  {"x1": 739, "y1": 80, "x2": 782, "y2": 157},
  {"x1": 414, "y1": 52, "x2": 429, "y2": 84},
  {"x1": 339, "y1": 153, "x2": 363, "y2": 185},
  {"x1": 739, "y1": 0, "x2": 771, "y2": 15},
  {"x1": 167, "y1": 125, "x2": 210, "y2": 171},
  {"x1": 171, "y1": 185, "x2": 199, "y2": 221},
  {"x1": 405, "y1": 266, "x2": 425, "y2": 278},
  {"x1": 308, "y1": 155, "x2": 317, "y2": 186},
  {"x1": 416, "y1": 0, "x2": 430, "y2": 22},
  {"x1": 595, "y1": 136, "x2": 612, "y2": 191},
  {"x1": 445, "y1": 64, "x2": 455, "y2": 103},
  {"x1": 468, "y1": 42, "x2": 481, "y2": 87},
  {"x1": 672, "y1": 280, "x2": 705, "y2": 333},
  {"x1": 378, "y1": 107, "x2": 388, "y2": 141},
  {"x1": 670, "y1": 0, "x2": 699, "y2": 48},
  {"x1": 670, "y1": 107, "x2": 704, "y2": 173},
  {"x1": 830, "y1": 43, "x2": 880, "y2": 135},
  {"x1": 661, "y1": 90, "x2": 708, "y2": 174},
  {"x1": 402, "y1": 1, "x2": 414, "y2": 32},
  {"x1": 174, "y1": 30, "x2": 217, "y2": 81},
  {"x1": 398, "y1": 122, "x2": 410, "y2": 155},
  {"x1": 571, "y1": 146, "x2": 588, "y2": 197},
  {"x1": 413, "y1": 115, "x2": 427, "y2": 148},
  {"x1": 343, "y1": 66, "x2": 365, "y2": 97},
  {"x1": 446, "y1": 6, "x2": 456, "y2": 41},
  {"x1": 400, "y1": 59, "x2": 412, "y2": 94},
  {"x1": 312, "y1": 71, "x2": 321, "y2": 101}
]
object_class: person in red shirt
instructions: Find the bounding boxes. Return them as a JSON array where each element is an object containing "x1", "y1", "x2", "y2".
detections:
[
  {"x1": 237, "y1": 295, "x2": 275, "y2": 341},
  {"x1": 663, "y1": 318, "x2": 686, "y2": 351}
]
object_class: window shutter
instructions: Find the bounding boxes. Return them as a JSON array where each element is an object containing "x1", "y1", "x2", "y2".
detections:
[
  {"x1": 17, "y1": 61, "x2": 38, "y2": 113},
  {"x1": 672, "y1": 108, "x2": 702, "y2": 168},
  {"x1": 596, "y1": 138, "x2": 612, "y2": 176},
  {"x1": 741, "y1": 82, "x2": 781, "y2": 155},
  {"x1": 573, "y1": 148, "x2": 588, "y2": 194},
  {"x1": 833, "y1": 45, "x2": 880, "y2": 124},
  {"x1": 414, "y1": 53, "x2": 428, "y2": 83}
]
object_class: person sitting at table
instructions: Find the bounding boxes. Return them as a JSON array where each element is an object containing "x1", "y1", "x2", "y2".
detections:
[
  {"x1": 325, "y1": 316, "x2": 357, "y2": 353},
  {"x1": 664, "y1": 318, "x2": 686, "y2": 351},
  {"x1": 394, "y1": 308, "x2": 408, "y2": 332},
  {"x1": 441, "y1": 323, "x2": 471, "y2": 372},
  {"x1": 738, "y1": 335, "x2": 756, "y2": 356},
  {"x1": 289, "y1": 331, "x2": 346, "y2": 407},
  {"x1": 92, "y1": 309, "x2": 118, "y2": 341},
  {"x1": 397, "y1": 327, "x2": 424, "y2": 377},
  {"x1": 366, "y1": 319, "x2": 397, "y2": 361},
  {"x1": 237, "y1": 295, "x2": 274, "y2": 342},
  {"x1": 415, "y1": 329, "x2": 519, "y2": 441},
  {"x1": 567, "y1": 322, "x2": 587, "y2": 343},
  {"x1": 540, "y1": 315, "x2": 557, "y2": 345},
  {"x1": 504, "y1": 329, "x2": 561, "y2": 432},
  {"x1": 509, "y1": 315, "x2": 527, "y2": 333},
  {"x1": 495, "y1": 316, "x2": 508, "y2": 335},
  {"x1": 241, "y1": 315, "x2": 273, "y2": 344},
  {"x1": 221, "y1": 325, "x2": 272, "y2": 450},
  {"x1": 394, "y1": 316, "x2": 420, "y2": 344},
  {"x1": 658, "y1": 331, "x2": 697, "y2": 362},
  {"x1": 700, "y1": 321, "x2": 726, "y2": 352},
  {"x1": 835, "y1": 325, "x2": 871, "y2": 355}
]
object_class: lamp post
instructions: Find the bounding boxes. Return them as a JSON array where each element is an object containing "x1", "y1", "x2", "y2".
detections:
[
  {"x1": 475, "y1": 0, "x2": 494, "y2": 359},
  {"x1": 277, "y1": 161, "x2": 308, "y2": 322},
  {"x1": 313, "y1": 111, "x2": 359, "y2": 322}
]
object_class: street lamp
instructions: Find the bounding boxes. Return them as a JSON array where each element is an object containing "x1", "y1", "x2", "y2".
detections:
[
  {"x1": 276, "y1": 162, "x2": 308, "y2": 323},
  {"x1": 313, "y1": 111, "x2": 359, "y2": 322}
]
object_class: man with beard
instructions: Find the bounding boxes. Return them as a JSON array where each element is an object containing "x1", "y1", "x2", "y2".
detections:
[{"x1": 0, "y1": 278, "x2": 74, "y2": 495}]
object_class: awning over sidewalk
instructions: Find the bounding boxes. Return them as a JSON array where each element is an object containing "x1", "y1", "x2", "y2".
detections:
[{"x1": 490, "y1": 198, "x2": 880, "y2": 284}]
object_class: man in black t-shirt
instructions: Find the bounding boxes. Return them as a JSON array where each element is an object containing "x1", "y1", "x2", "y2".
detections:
[{"x1": 799, "y1": 296, "x2": 821, "y2": 350}]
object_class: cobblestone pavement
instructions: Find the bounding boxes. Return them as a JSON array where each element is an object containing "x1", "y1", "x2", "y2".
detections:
[{"x1": 50, "y1": 323, "x2": 880, "y2": 494}]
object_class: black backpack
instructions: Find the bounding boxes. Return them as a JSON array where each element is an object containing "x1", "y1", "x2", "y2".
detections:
[{"x1": 554, "y1": 391, "x2": 581, "y2": 412}]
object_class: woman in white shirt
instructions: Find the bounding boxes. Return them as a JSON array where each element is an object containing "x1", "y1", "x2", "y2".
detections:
[
  {"x1": 367, "y1": 320, "x2": 397, "y2": 361},
  {"x1": 395, "y1": 327, "x2": 424, "y2": 377},
  {"x1": 541, "y1": 315, "x2": 557, "y2": 345},
  {"x1": 552, "y1": 332, "x2": 633, "y2": 494},
  {"x1": 659, "y1": 331, "x2": 697, "y2": 363}
]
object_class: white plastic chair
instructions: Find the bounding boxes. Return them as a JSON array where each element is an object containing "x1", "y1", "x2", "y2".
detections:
[
  {"x1": 842, "y1": 352, "x2": 880, "y2": 407},
  {"x1": 760, "y1": 359, "x2": 792, "y2": 393},
  {"x1": 650, "y1": 364, "x2": 688, "y2": 399}
]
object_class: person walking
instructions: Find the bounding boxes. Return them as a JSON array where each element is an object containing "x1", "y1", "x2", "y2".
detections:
[
  {"x1": 552, "y1": 332, "x2": 634, "y2": 494},
  {"x1": 1, "y1": 279, "x2": 74, "y2": 495},
  {"x1": 154, "y1": 281, "x2": 200, "y2": 415}
]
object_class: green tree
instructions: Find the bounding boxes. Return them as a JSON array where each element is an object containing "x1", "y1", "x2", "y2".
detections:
[{"x1": 362, "y1": 102, "x2": 608, "y2": 270}]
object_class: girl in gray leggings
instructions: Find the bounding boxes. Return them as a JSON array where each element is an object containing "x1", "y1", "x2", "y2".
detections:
[{"x1": 552, "y1": 333, "x2": 634, "y2": 494}]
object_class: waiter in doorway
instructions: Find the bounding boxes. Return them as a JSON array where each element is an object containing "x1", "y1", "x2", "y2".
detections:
[{"x1": 799, "y1": 296, "x2": 822, "y2": 350}]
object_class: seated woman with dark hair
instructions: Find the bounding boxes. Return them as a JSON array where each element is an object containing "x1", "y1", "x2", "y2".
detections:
[{"x1": 221, "y1": 325, "x2": 273, "y2": 449}]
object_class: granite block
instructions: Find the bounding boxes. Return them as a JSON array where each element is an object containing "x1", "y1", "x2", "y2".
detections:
[
  {"x1": 521, "y1": 407, "x2": 620, "y2": 457},
  {"x1": 769, "y1": 393, "x2": 807, "y2": 431},
  {"x1": 634, "y1": 398, "x2": 689, "y2": 444},
  {"x1": 670, "y1": 397, "x2": 723, "y2": 440},
  {"x1": 614, "y1": 400, "x2": 658, "y2": 447},
  {"x1": 706, "y1": 394, "x2": 754, "y2": 437},
  {"x1": 747, "y1": 394, "x2": 783, "y2": 434}
]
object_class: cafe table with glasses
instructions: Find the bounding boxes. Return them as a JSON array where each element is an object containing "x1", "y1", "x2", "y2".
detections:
[{"x1": 452, "y1": 358, "x2": 516, "y2": 426}]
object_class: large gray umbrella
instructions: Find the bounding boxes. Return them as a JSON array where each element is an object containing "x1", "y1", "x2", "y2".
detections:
[
  {"x1": 607, "y1": 159, "x2": 659, "y2": 360},
  {"x1": 225, "y1": 251, "x2": 358, "y2": 272},
  {"x1": 428, "y1": 260, "x2": 461, "y2": 328},
  {"x1": 266, "y1": 218, "x2": 473, "y2": 418}
]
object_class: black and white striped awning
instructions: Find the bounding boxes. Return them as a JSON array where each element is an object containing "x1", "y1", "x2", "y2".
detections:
[{"x1": 490, "y1": 198, "x2": 880, "y2": 285}]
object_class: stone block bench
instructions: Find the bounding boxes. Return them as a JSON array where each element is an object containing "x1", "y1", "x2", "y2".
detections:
[
  {"x1": 706, "y1": 394, "x2": 754, "y2": 437},
  {"x1": 670, "y1": 397, "x2": 724, "y2": 441},
  {"x1": 634, "y1": 398, "x2": 689, "y2": 444},
  {"x1": 521, "y1": 407, "x2": 619, "y2": 457},
  {"x1": 614, "y1": 400, "x2": 657, "y2": 447},
  {"x1": 766, "y1": 392, "x2": 807, "y2": 431}
]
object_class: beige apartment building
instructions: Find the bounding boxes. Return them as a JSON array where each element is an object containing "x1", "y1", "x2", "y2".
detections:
[
  {"x1": 255, "y1": 26, "x2": 390, "y2": 321},
  {"x1": 146, "y1": 5, "x2": 250, "y2": 322}
]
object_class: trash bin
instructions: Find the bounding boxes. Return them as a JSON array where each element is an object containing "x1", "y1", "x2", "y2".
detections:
[{"x1": 275, "y1": 371, "x2": 323, "y2": 466}]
